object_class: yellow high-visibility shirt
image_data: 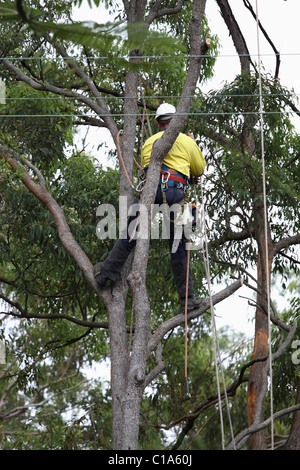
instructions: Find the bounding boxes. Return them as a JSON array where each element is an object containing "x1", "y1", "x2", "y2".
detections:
[{"x1": 141, "y1": 131, "x2": 206, "y2": 177}]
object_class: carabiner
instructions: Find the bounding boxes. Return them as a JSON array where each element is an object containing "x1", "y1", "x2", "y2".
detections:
[
  {"x1": 135, "y1": 179, "x2": 146, "y2": 193},
  {"x1": 161, "y1": 171, "x2": 170, "y2": 184}
]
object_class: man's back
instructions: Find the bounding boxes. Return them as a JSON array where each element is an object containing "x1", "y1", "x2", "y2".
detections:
[{"x1": 141, "y1": 131, "x2": 206, "y2": 177}]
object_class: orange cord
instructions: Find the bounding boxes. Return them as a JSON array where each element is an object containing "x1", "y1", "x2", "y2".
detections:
[
  {"x1": 116, "y1": 131, "x2": 143, "y2": 192},
  {"x1": 116, "y1": 131, "x2": 134, "y2": 189}
]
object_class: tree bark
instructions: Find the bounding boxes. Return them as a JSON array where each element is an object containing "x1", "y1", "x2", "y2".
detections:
[
  {"x1": 117, "y1": 0, "x2": 209, "y2": 450},
  {"x1": 109, "y1": 33, "x2": 141, "y2": 454},
  {"x1": 216, "y1": 0, "x2": 252, "y2": 72},
  {"x1": 247, "y1": 195, "x2": 274, "y2": 450}
]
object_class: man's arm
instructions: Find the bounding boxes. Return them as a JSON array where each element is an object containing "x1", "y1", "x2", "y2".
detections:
[{"x1": 187, "y1": 132, "x2": 206, "y2": 178}]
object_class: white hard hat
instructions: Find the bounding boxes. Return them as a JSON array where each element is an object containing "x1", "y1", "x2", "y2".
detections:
[{"x1": 155, "y1": 103, "x2": 176, "y2": 120}]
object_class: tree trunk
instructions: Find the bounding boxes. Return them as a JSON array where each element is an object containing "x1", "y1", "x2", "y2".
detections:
[
  {"x1": 216, "y1": 0, "x2": 276, "y2": 448},
  {"x1": 108, "y1": 0, "x2": 208, "y2": 450},
  {"x1": 108, "y1": 282, "x2": 130, "y2": 449},
  {"x1": 247, "y1": 196, "x2": 274, "y2": 450},
  {"x1": 285, "y1": 381, "x2": 300, "y2": 450},
  {"x1": 107, "y1": 1, "x2": 147, "y2": 450}
]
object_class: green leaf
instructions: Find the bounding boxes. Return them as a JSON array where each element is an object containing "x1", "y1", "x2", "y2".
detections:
[
  {"x1": 0, "y1": 0, "x2": 21, "y2": 21},
  {"x1": 0, "y1": 1, "x2": 185, "y2": 72}
]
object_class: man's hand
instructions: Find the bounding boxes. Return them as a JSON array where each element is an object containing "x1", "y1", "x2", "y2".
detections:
[{"x1": 186, "y1": 132, "x2": 195, "y2": 140}]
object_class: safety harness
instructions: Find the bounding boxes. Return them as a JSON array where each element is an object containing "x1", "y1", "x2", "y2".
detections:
[
  {"x1": 160, "y1": 167, "x2": 188, "y2": 191},
  {"x1": 139, "y1": 164, "x2": 190, "y2": 203}
]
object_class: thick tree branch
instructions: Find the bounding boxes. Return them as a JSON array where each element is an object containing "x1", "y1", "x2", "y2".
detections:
[
  {"x1": 209, "y1": 227, "x2": 252, "y2": 248},
  {"x1": 216, "y1": 0, "x2": 254, "y2": 72},
  {"x1": 229, "y1": 403, "x2": 300, "y2": 450},
  {"x1": 2, "y1": 58, "x2": 108, "y2": 120},
  {"x1": 146, "y1": 0, "x2": 188, "y2": 24},
  {"x1": 23, "y1": 158, "x2": 46, "y2": 188},
  {"x1": 274, "y1": 233, "x2": 300, "y2": 254},
  {"x1": 0, "y1": 294, "x2": 26, "y2": 316},
  {"x1": 74, "y1": 116, "x2": 108, "y2": 128},
  {"x1": 144, "y1": 342, "x2": 165, "y2": 388},
  {"x1": 170, "y1": 353, "x2": 274, "y2": 449},
  {"x1": 0, "y1": 144, "x2": 100, "y2": 295},
  {"x1": 1, "y1": 308, "x2": 108, "y2": 329},
  {"x1": 242, "y1": 0, "x2": 281, "y2": 79},
  {"x1": 283, "y1": 98, "x2": 300, "y2": 120},
  {"x1": 202, "y1": 124, "x2": 237, "y2": 148},
  {"x1": 278, "y1": 250, "x2": 300, "y2": 267},
  {"x1": 51, "y1": 41, "x2": 119, "y2": 139},
  {"x1": 282, "y1": 151, "x2": 300, "y2": 169},
  {"x1": 148, "y1": 278, "x2": 243, "y2": 355},
  {"x1": 227, "y1": 322, "x2": 297, "y2": 449}
]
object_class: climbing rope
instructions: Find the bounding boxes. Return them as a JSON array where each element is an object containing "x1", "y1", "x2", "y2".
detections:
[
  {"x1": 116, "y1": 131, "x2": 134, "y2": 190},
  {"x1": 116, "y1": 125, "x2": 238, "y2": 448},
  {"x1": 255, "y1": 0, "x2": 274, "y2": 450},
  {"x1": 197, "y1": 181, "x2": 236, "y2": 450},
  {"x1": 183, "y1": 181, "x2": 236, "y2": 449}
]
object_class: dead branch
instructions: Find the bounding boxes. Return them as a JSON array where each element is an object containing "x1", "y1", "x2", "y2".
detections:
[
  {"x1": 242, "y1": 0, "x2": 281, "y2": 79},
  {"x1": 0, "y1": 144, "x2": 103, "y2": 297}
]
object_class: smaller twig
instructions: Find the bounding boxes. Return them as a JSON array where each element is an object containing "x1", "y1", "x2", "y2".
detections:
[{"x1": 22, "y1": 158, "x2": 46, "y2": 189}]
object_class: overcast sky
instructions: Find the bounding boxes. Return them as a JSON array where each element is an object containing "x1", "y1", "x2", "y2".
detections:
[{"x1": 204, "y1": 0, "x2": 300, "y2": 119}]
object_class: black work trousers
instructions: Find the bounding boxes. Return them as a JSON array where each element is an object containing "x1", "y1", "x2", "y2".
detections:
[{"x1": 99, "y1": 184, "x2": 194, "y2": 299}]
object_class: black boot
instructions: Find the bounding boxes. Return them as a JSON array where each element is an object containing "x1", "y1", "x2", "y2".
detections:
[
  {"x1": 171, "y1": 257, "x2": 201, "y2": 312},
  {"x1": 180, "y1": 296, "x2": 202, "y2": 311},
  {"x1": 93, "y1": 262, "x2": 108, "y2": 287},
  {"x1": 94, "y1": 239, "x2": 132, "y2": 288}
]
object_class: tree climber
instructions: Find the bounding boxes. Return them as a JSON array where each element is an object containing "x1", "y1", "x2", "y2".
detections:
[{"x1": 94, "y1": 103, "x2": 206, "y2": 312}]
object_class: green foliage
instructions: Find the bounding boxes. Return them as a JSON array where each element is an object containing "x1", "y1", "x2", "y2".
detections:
[
  {"x1": 0, "y1": 82, "x2": 74, "y2": 173},
  {"x1": 189, "y1": 72, "x2": 300, "y2": 280},
  {"x1": 0, "y1": 141, "x2": 117, "y2": 448},
  {"x1": 139, "y1": 325, "x2": 251, "y2": 450},
  {"x1": 0, "y1": 150, "x2": 118, "y2": 303},
  {"x1": 0, "y1": 315, "x2": 112, "y2": 449},
  {"x1": 0, "y1": 0, "x2": 187, "y2": 73}
]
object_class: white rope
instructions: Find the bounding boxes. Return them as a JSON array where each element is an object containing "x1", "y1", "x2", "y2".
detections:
[
  {"x1": 197, "y1": 182, "x2": 236, "y2": 450},
  {"x1": 255, "y1": 0, "x2": 274, "y2": 450}
]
